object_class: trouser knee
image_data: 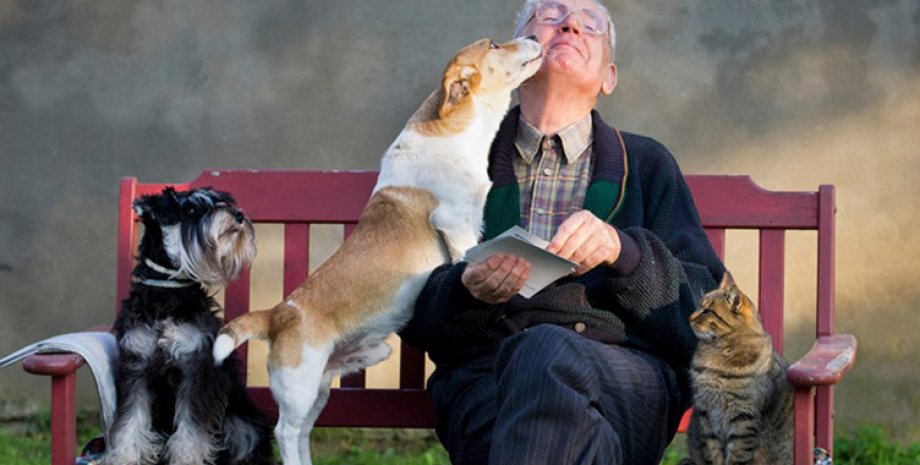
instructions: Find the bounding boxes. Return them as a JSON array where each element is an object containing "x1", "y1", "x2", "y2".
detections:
[{"x1": 495, "y1": 324, "x2": 593, "y2": 394}]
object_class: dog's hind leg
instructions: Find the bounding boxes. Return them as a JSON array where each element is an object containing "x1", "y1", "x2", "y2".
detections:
[
  {"x1": 297, "y1": 372, "x2": 334, "y2": 465},
  {"x1": 270, "y1": 341, "x2": 333, "y2": 465}
]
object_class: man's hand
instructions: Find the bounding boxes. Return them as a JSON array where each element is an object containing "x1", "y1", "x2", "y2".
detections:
[
  {"x1": 461, "y1": 254, "x2": 531, "y2": 304},
  {"x1": 546, "y1": 210, "x2": 621, "y2": 276}
]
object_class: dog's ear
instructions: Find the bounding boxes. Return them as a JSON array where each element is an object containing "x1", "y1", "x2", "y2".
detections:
[
  {"x1": 132, "y1": 187, "x2": 181, "y2": 222},
  {"x1": 439, "y1": 64, "x2": 480, "y2": 118},
  {"x1": 133, "y1": 196, "x2": 156, "y2": 220}
]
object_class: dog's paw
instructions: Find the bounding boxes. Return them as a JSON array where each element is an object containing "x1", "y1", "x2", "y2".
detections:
[{"x1": 164, "y1": 429, "x2": 217, "y2": 465}]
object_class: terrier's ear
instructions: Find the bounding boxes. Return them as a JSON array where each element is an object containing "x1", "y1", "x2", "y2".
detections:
[
  {"x1": 439, "y1": 64, "x2": 480, "y2": 118},
  {"x1": 164, "y1": 187, "x2": 180, "y2": 205},
  {"x1": 133, "y1": 195, "x2": 156, "y2": 220}
]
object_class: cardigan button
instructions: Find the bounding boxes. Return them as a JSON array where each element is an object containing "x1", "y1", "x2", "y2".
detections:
[{"x1": 574, "y1": 322, "x2": 586, "y2": 333}]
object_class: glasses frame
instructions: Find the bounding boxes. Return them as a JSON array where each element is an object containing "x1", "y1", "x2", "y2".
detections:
[{"x1": 524, "y1": 1, "x2": 610, "y2": 37}]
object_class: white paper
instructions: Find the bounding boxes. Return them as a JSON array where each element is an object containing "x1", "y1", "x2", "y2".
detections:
[{"x1": 464, "y1": 226, "x2": 577, "y2": 298}]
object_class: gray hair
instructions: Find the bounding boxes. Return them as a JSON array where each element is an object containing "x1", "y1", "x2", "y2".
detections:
[{"x1": 512, "y1": 0, "x2": 617, "y2": 61}]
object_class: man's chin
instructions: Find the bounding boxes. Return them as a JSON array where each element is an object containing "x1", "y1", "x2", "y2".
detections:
[{"x1": 542, "y1": 55, "x2": 588, "y2": 77}]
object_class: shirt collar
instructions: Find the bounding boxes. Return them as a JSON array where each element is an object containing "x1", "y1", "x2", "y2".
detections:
[{"x1": 514, "y1": 113, "x2": 594, "y2": 165}]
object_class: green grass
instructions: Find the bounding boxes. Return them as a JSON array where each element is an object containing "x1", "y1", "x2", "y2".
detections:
[
  {"x1": 834, "y1": 427, "x2": 920, "y2": 465},
  {"x1": 2, "y1": 411, "x2": 919, "y2": 465}
]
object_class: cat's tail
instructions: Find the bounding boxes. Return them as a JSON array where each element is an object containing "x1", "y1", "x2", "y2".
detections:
[{"x1": 213, "y1": 309, "x2": 271, "y2": 366}]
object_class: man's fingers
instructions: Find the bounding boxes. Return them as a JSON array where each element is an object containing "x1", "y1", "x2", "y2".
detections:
[
  {"x1": 462, "y1": 261, "x2": 492, "y2": 288},
  {"x1": 573, "y1": 247, "x2": 608, "y2": 276},
  {"x1": 553, "y1": 220, "x2": 597, "y2": 260},
  {"x1": 546, "y1": 211, "x2": 590, "y2": 254},
  {"x1": 462, "y1": 255, "x2": 530, "y2": 303},
  {"x1": 507, "y1": 260, "x2": 531, "y2": 293},
  {"x1": 484, "y1": 258, "x2": 529, "y2": 302}
]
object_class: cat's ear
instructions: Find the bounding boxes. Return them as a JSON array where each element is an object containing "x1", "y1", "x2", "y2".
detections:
[
  {"x1": 719, "y1": 271, "x2": 743, "y2": 312},
  {"x1": 719, "y1": 271, "x2": 736, "y2": 291},
  {"x1": 728, "y1": 289, "x2": 742, "y2": 313}
]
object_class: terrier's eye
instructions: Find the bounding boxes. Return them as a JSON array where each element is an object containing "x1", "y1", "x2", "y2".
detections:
[{"x1": 489, "y1": 40, "x2": 499, "y2": 50}]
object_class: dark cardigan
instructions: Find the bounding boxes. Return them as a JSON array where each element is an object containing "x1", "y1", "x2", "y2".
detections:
[{"x1": 399, "y1": 107, "x2": 725, "y2": 387}]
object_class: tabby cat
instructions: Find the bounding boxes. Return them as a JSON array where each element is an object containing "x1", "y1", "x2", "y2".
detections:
[{"x1": 684, "y1": 272, "x2": 793, "y2": 465}]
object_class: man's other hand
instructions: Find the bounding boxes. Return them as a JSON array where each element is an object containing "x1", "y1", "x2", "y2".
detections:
[
  {"x1": 546, "y1": 210, "x2": 621, "y2": 276},
  {"x1": 461, "y1": 254, "x2": 531, "y2": 304}
]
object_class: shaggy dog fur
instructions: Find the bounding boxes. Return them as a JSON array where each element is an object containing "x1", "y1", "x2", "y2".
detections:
[{"x1": 105, "y1": 187, "x2": 272, "y2": 465}]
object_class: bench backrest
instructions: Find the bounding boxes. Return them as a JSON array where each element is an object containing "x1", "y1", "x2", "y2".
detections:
[{"x1": 116, "y1": 170, "x2": 836, "y2": 429}]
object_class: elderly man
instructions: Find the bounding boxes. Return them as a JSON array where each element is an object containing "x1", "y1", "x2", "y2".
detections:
[{"x1": 400, "y1": 1, "x2": 724, "y2": 464}]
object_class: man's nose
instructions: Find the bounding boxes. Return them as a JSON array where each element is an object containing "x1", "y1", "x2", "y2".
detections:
[{"x1": 559, "y1": 12, "x2": 581, "y2": 33}]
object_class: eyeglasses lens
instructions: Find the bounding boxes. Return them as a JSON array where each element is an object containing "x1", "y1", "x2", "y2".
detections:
[{"x1": 535, "y1": 2, "x2": 606, "y2": 35}]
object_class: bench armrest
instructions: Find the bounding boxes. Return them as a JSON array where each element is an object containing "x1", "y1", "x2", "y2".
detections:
[
  {"x1": 21, "y1": 325, "x2": 111, "y2": 377},
  {"x1": 787, "y1": 334, "x2": 857, "y2": 387},
  {"x1": 23, "y1": 353, "x2": 86, "y2": 376}
]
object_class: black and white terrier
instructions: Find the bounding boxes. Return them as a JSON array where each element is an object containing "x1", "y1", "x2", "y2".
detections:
[{"x1": 106, "y1": 187, "x2": 272, "y2": 465}]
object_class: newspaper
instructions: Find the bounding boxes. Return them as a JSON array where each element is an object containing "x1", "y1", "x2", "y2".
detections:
[{"x1": 464, "y1": 226, "x2": 577, "y2": 298}]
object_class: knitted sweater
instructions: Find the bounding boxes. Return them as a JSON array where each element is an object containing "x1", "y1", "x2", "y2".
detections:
[{"x1": 399, "y1": 108, "x2": 725, "y2": 384}]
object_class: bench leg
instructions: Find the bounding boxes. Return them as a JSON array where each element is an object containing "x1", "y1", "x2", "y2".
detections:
[
  {"x1": 793, "y1": 387, "x2": 815, "y2": 465},
  {"x1": 815, "y1": 385, "x2": 834, "y2": 455},
  {"x1": 51, "y1": 372, "x2": 78, "y2": 465}
]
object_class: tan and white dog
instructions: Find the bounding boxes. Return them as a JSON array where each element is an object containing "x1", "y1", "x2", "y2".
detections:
[{"x1": 212, "y1": 36, "x2": 543, "y2": 465}]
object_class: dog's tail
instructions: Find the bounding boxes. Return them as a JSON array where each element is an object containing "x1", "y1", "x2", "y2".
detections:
[{"x1": 213, "y1": 310, "x2": 271, "y2": 366}]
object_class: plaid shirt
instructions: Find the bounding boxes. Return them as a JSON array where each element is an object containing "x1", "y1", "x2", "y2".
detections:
[{"x1": 514, "y1": 113, "x2": 594, "y2": 241}]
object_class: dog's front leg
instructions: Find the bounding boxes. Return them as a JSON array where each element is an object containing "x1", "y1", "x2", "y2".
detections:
[
  {"x1": 107, "y1": 379, "x2": 163, "y2": 465},
  {"x1": 164, "y1": 369, "x2": 223, "y2": 465},
  {"x1": 431, "y1": 207, "x2": 480, "y2": 262},
  {"x1": 162, "y1": 325, "x2": 222, "y2": 465},
  {"x1": 106, "y1": 329, "x2": 164, "y2": 465}
]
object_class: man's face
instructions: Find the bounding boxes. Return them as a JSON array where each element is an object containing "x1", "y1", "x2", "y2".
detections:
[{"x1": 519, "y1": 0, "x2": 616, "y2": 95}]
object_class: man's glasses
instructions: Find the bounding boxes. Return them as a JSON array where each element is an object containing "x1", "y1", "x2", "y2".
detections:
[{"x1": 528, "y1": 2, "x2": 609, "y2": 36}]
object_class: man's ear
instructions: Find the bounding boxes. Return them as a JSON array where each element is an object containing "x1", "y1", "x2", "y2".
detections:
[
  {"x1": 600, "y1": 63, "x2": 618, "y2": 95},
  {"x1": 439, "y1": 64, "x2": 480, "y2": 118}
]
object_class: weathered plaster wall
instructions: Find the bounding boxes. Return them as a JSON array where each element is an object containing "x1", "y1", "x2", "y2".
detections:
[{"x1": 2, "y1": 0, "x2": 918, "y2": 440}]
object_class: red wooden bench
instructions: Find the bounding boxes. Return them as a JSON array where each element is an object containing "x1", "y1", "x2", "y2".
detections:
[{"x1": 23, "y1": 169, "x2": 856, "y2": 465}]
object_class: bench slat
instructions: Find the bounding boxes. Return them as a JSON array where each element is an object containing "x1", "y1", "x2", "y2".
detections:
[
  {"x1": 247, "y1": 387, "x2": 437, "y2": 427},
  {"x1": 704, "y1": 228, "x2": 725, "y2": 259},
  {"x1": 400, "y1": 342, "x2": 426, "y2": 390},
  {"x1": 188, "y1": 170, "x2": 377, "y2": 223},
  {"x1": 224, "y1": 268, "x2": 252, "y2": 372},
  {"x1": 687, "y1": 175, "x2": 818, "y2": 229},
  {"x1": 283, "y1": 224, "x2": 310, "y2": 297},
  {"x1": 759, "y1": 229, "x2": 785, "y2": 355},
  {"x1": 339, "y1": 222, "x2": 367, "y2": 388}
]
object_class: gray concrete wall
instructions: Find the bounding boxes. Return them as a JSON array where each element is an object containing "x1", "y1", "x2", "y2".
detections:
[{"x1": 2, "y1": 0, "x2": 918, "y2": 440}]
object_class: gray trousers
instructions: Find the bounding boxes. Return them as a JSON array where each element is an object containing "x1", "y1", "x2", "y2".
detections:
[{"x1": 428, "y1": 324, "x2": 687, "y2": 465}]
